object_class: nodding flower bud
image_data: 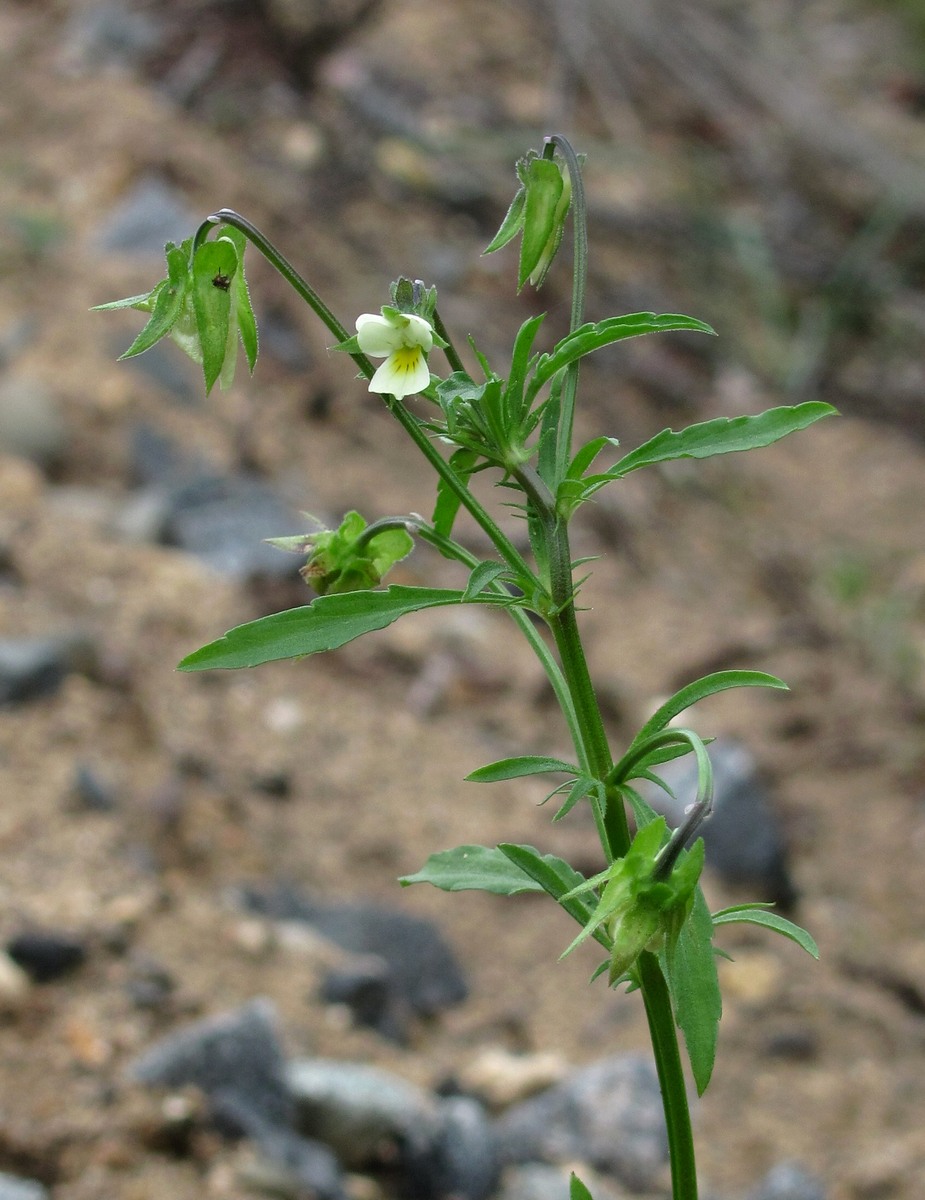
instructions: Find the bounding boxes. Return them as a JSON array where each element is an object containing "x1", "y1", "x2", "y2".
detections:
[
  {"x1": 484, "y1": 148, "x2": 575, "y2": 290},
  {"x1": 558, "y1": 817, "x2": 705, "y2": 985}
]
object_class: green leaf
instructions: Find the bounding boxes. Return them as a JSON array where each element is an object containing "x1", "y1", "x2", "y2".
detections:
[
  {"x1": 221, "y1": 224, "x2": 258, "y2": 373},
  {"x1": 663, "y1": 886, "x2": 722, "y2": 1095},
  {"x1": 191, "y1": 238, "x2": 237, "y2": 392},
  {"x1": 466, "y1": 756, "x2": 579, "y2": 783},
  {"x1": 503, "y1": 313, "x2": 546, "y2": 428},
  {"x1": 432, "y1": 447, "x2": 480, "y2": 540},
  {"x1": 178, "y1": 585, "x2": 493, "y2": 670},
  {"x1": 497, "y1": 845, "x2": 611, "y2": 949},
  {"x1": 628, "y1": 671, "x2": 788, "y2": 755},
  {"x1": 463, "y1": 561, "x2": 509, "y2": 601},
  {"x1": 598, "y1": 402, "x2": 837, "y2": 481},
  {"x1": 118, "y1": 278, "x2": 187, "y2": 359},
  {"x1": 484, "y1": 183, "x2": 526, "y2": 254},
  {"x1": 569, "y1": 1172, "x2": 595, "y2": 1200},
  {"x1": 712, "y1": 906, "x2": 820, "y2": 958},
  {"x1": 552, "y1": 776, "x2": 600, "y2": 821},
  {"x1": 518, "y1": 157, "x2": 564, "y2": 289},
  {"x1": 528, "y1": 313, "x2": 715, "y2": 404},
  {"x1": 399, "y1": 844, "x2": 543, "y2": 894}
]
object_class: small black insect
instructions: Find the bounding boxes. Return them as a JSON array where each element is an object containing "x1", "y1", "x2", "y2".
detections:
[{"x1": 212, "y1": 273, "x2": 232, "y2": 291}]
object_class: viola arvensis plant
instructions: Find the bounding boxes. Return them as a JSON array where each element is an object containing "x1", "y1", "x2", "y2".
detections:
[{"x1": 99, "y1": 138, "x2": 829, "y2": 1200}]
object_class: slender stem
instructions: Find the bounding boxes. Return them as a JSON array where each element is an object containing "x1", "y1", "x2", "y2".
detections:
[
  {"x1": 534, "y1": 139, "x2": 695, "y2": 1200},
  {"x1": 638, "y1": 951, "x2": 699, "y2": 1200},
  {"x1": 546, "y1": 134, "x2": 589, "y2": 478},
  {"x1": 432, "y1": 308, "x2": 467, "y2": 376}
]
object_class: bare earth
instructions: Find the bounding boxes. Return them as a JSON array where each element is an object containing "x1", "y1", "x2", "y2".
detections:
[{"x1": 1, "y1": 3, "x2": 925, "y2": 1198}]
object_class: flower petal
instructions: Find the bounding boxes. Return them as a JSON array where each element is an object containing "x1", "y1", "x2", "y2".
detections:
[
  {"x1": 368, "y1": 347, "x2": 431, "y2": 400},
  {"x1": 400, "y1": 313, "x2": 434, "y2": 352},
  {"x1": 356, "y1": 313, "x2": 402, "y2": 357}
]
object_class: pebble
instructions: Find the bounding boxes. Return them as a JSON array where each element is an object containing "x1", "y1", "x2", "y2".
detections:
[
  {"x1": 0, "y1": 377, "x2": 67, "y2": 468},
  {"x1": 58, "y1": 2, "x2": 167, "y2": 73},
  {"x1": 240, "y1": 884, "x2": 468, "y2": 1033},
  {"x1": 0, "y1": 636, "x2": 88, "y2": 706},
  {"x1": 130, "y1": 998, "x2": 294, "y2": 1130},
  {"x1": 286, "y1": 1060, "x2": 498, "y2": 1200},
  {"x1": 745, "y1": 1161, "x2": 826, "y2": 1200},
  {"x1": 125, "y1": 424, "x2": 304, "y2": 580},
  {"x1": 94, "y1": 175, "x2": 201, "y2": 257},
  {"x1": 0, "y1": 953, "x2": 32, "y2": 1013},
  {"x1": 455, "y1": 1046, "x2": 569, "y2": 1108},
  {"x1": 6, "y1": 930, "x2": 87, "y2": 983},
  {"x1": 0, "y1": 1174, "x2": 48, "y2": 1200},
  {"x1": 496, "y1": 1054, "x2": 668, "y2": 1192},
  {"x1": 637, "y1": 737, "x2": 797, "y2": 907}
]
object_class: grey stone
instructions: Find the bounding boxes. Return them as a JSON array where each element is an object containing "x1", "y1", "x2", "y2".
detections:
[
  {"x1": 240, "y1": 885, "x2": 468, "y2": 1026},
  {"x1": 0, "y1": 377, "x2": 67, "y2": 467},
  {"x1": 0, "y1": 635, "x2": 93, "y2": 706},
  {"x1": 746, "y1": 1162, "x2": 826, "y2": 1200},
  {"x1": 60, "y1": 2, "x2": 166, "y2": 72},
  {"x1": 287, "y1": 1061, "x2": 496, "y2": 1200},
  {"x1": 95, "y1": 175, "x2": 200, "y2": 256},
  {"x1": 496, "y1": 1054, "x2": 668, "y2": 1192},
  {"x1": 638, "y1": 737, "x2": 796, "y2": 907},
  {"x1": 0, "y1": 1174, "x2": 48, "y2": 1200},
  {"x1": 287, "y1": 1059, "x2": 442, "y2": 1169},
  {"x1": 161, "y1": 474, "x2": 301, "y2": 580},
  {"x1": 131, "y1": 998, "x2": 294, "y2": 1130}
]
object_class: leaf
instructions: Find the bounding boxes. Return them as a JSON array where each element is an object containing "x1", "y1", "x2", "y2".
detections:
[
  {"x1": 503, "y1": 313, "x2": 546, "y2": 428},
  {"x1": 221, "y1": 224, "x2": 258, "y2": 373},
  {"x1": 399, "y1": 845, "x2": 543, "y2": 895},
  {"x1": 528, "y1": 313, "x2": 715, "y2": 403},
  {"x1": 712, "y1": 906, "x2": 820, "y2": 958},
  {"x1": 484, "y1": 183, "x2": 526, "y2": 254},
  {"x1": 518, "y1": 157, "x2": 564, "y2": 289},
  {"x1": 663, "y1": 886, "x2": 722, "y2": 1095},
  {"x1": 569, "y1": 1173, "x2": 595, "y2": 1200},
  {"x1": 628, "y1": 671, "x2": 788, "y2": 754},
  {"x1": 432, "y1": 448, "x2": 479, "y2": 540},
  {"x1": 178, "y1": 585, "x2": 491, "y2": 671},
  {"x1": 463, "y1": 561, "x2": 509, "y2": 602},
  {"x1": 191, "y1": 238, "x2": 237, "y2": 392},
  {"x1": 498, "y1": 843, "x2": 609, "y2": 948},
  {"x1": 598, "y1": 402, "x2": 837, "y2": 481},
  {"x1": 466, "y1": 756, "x2": 579, "y2": 783},
  {"x1": 552, "y1": 776, "x2": 600, "y2": 821}
]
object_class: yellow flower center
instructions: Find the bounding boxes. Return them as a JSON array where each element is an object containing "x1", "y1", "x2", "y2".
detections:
[{"x1": 391, "y1": 345, "x2": 424, "y2": 375}]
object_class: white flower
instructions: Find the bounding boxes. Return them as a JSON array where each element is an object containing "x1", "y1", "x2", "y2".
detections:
[{"x1": 356, "y1": 310, "x2": 434, "y2": 400}]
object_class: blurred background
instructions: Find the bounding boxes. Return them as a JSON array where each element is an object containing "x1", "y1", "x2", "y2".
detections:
[{"x1": 1, "y1": 2, "x2": 925, "y2": 1198}]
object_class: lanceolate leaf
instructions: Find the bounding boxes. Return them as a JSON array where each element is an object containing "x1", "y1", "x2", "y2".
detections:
[
  {"x1": 594, "y1": 402, "x2": 837, "y2": 482},
  {"x1": 663, "y1": 886, "x2": 722, "y2": 1096},
  {"x1": 466, "y1": 756, "x2": 579, "y2": 783},
  {"x1": 178, "y1": 586, "x2": 506, "y2": 671},
  {"x1": 527, "y1": 313, "x2": 715, "y2": 404},
  {"x1": 712, "y1": 906, "x2": 820, "y2": 958},
  {"x1": 498, "y1": 843, "x2": 609, "y2": 948},
  {"x1": 432, "y1": 447, "x2": 480, "y2": 540},
  {"x1": 399, "y1": 845, "x2": 544, "y2": 895},
  {"x1": 628, "y1": 671, "x2": 788, "y2": 754}
]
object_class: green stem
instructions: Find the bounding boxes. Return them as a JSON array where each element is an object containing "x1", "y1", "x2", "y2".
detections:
[
  {"x1": 432, "y1": 308, "x2": 467, "y2": 376},
  {"x1": 638, "y1": 951, "x2": 699, "y2": 1200},
  {"x1": 532, "y1": 140, "x2": 696, "y2": 1200},
  {"x1": 546, "y1": 134, "x2": 588, "y2": 478}
]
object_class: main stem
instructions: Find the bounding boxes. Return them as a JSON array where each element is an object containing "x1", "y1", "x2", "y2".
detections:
[{"x1": 533, "y1": 137, "x2": 699, "y2": 1200}]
